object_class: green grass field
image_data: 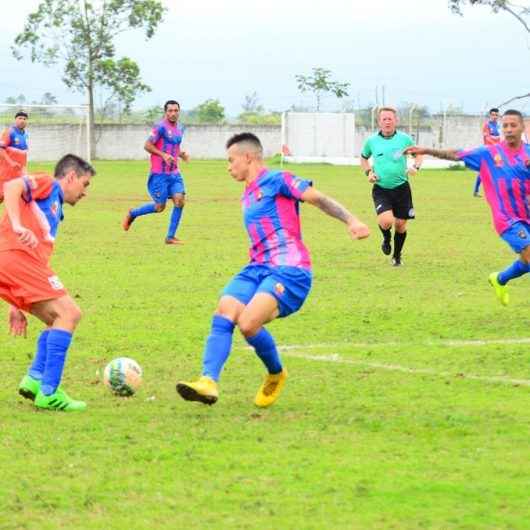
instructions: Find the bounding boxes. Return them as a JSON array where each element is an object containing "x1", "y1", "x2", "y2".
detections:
[{"x1": 2, "y1": 160, "x2": 530, "y2": 529}]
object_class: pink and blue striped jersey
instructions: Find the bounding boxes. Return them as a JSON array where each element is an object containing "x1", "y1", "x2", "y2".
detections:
[
  {"x1": 482, "y1": 120, "x2": 501, "y2": 145},
  {"x1": 147, "y1": 119, "x2": 183, "y2": 175},
  {"x1": 242, "y1": 169, "x2": 313, "y2": 270},
  {"x1": 458, "y1": 141, "x2": 530, "y2": 234}
]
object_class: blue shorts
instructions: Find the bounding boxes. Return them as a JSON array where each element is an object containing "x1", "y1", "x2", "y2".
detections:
[
  {"x1": 501, "y1": 222, "x2": 530, "y2": 254},
  {"x1": 222, "y1": 264, "x2": 312, "y2": 318},
  {"x1": 147, "y1": 172, "x2": 185, "y2": 204}
]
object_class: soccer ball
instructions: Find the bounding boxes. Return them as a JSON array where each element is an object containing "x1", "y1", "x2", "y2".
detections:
[{"x1": 103, "y1": 357, "x2": 142, "y2": 396}]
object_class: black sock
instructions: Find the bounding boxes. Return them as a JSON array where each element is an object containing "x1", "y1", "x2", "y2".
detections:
[
  {"x1": 379, "y1": 225, "x2": 391, "y2": 243},
  {"x1": 393, "y1": 231, "x2": 407, "y2": 258}
]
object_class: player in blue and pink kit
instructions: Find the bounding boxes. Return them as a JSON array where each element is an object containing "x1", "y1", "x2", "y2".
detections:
[
  {"x1": 406, "y1": 109, "x2": 530, "y2": 306},
  {"x1": 177, "y1": 133, "x2": 370, "y2": 407},
  {"x1": 473, "y1": 108, "x2": 501, "y2": 197},
  {"x1": 122, "y1": 100, "x2": 190, "y2": 244}
]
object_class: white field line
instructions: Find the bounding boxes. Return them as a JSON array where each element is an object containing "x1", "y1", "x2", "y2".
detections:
[
  {"x1": 278, "y1": 337, "x2": 530, "y2": 350},
  {"x1": 272, "y1": 335, "x2": 530, "y2": 387}
]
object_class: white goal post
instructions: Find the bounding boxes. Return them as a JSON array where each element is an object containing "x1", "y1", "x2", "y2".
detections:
[
  {"x1": 0, "y1": 104, "x2": 91, "y2": 163},
  {"x1": 281, "y1": 112, "x2": 356, "y2": 165}
]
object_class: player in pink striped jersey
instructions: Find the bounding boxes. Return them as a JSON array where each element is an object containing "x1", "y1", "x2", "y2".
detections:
[
  {"x1": 406, "y1": 109, "x2": 530, "y2": 306},
  {"x1": 122, "y1": 100, "x2": 190, "y2": 244},
  {"x1": 177, "y1": 132, "x2": 370, "y2": 407}
]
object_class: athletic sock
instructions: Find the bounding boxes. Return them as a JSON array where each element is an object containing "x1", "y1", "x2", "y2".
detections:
[
  {"x1": 130, "y1": 203, "x2": 157, "y2": 219},
  {"x1": 41, "y1": 329, "x2": 72, "y2": 396},
  {"x1": 28, "y1": 329, "x2": 50, "y2": 380},
  {"x1": 393, "y1": 231, "x2": 407, "y2": 258},
  {"x1": 246, "y1": 327, "x2": 282, "y2": 375},
  {"x1": 379, "y1": 225, "x2": 391, "y2": 244},
  {"x1": 498, "y1": 260, "x2": 530, "y2": 285},
  {"x1": 167, "y1": 206, "x2": 183, "y2": 239},
  {"x1": 202, "y1": 315, "x2": 235, "y2": 381}
]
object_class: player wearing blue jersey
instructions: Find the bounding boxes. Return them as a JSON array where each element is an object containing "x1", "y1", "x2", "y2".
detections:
[
  {"x1": 407, "y1": 110, "x2": 530, "y2": 306},
  {"x1": 176, "y1": 133, "x2": 370, "y2": 408},
  {"x1": 123, "y1": 100, "x2": 190, "y2": 244}
]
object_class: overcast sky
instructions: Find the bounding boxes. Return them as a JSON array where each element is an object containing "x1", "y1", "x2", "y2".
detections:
[{"x1": 0, "y1": 0, "x2": 529, "y2": 115}]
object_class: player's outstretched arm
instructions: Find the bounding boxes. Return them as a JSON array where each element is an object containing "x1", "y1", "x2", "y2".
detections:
[
  {"x1": 301, "y1": 187, "x2": 370, "y2": 240},
  {"x1": 405, "y1": 146, "x2": 460, "y2": 161},
  {"x1": 8, "y1": 305, "x2": 27, "y2": 337},
  {"x1": 3, "y1": 178, "x2": 38, "y2": 248}
]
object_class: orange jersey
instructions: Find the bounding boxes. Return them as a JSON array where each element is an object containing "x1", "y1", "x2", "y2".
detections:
[
  {"x1": 0, "y1": 173, "x2": 63, "y2": 265},
  {"x1": 0, "y1": 146, "x2": 28, "y2": 182}
]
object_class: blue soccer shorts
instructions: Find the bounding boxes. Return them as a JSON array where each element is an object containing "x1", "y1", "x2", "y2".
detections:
[
  {"x1": 501, "y1": 221, "x2": 530, "y2": 254},
  {"x1": 147, "y1": 172, "x2": 185, "y2": 204},
  {"x1": 221, "y1": 264, "x2": 312, "y2": 318}
]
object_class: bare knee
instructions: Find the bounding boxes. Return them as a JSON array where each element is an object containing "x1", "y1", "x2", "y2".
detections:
[
  {"x1": 394, "y1": 220, "x2": 407, "y2": 233},
  {"x1": 173, "y1": 197, "x2": 185, "y2": 208},
  {"x1": 237, "y1": 314, "x2": 261, "y2": 338},
  {"x1": 521, "y1": 248, "x2": 530, "y2": 264},
  {"x1": 155, "y1": 203, "x2": 166, "y2": 213}
]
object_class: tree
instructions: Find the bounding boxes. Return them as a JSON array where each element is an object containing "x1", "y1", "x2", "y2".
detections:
[
  {"x1": 295, "y1": 67, "x2": 350, "y2": 111},
  {"x1": 191, "y1": 99, "x2": 225, "y2": 124},
  {"x1": 449, "y1": 1, "x2": 530, "y2": 33},
  {"x1": 41, "y1": 92, "x2": 58, "y2": 105},
  {"x1": 241, "y1": 91, "x2": 264, "y2": 114},
  {"x1": 12, "y1": 0, "x2": 166, "y2": 158}
]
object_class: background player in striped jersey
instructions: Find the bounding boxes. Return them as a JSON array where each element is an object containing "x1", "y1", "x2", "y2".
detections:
[
  {"x1": 406, "y1": 109, "x2": 530, "y2": 306},
  {"x1": 123, "y1": 100, "x2": 189, "y2": 244},
  {"x1": 473, "y1": 108, "x2": 501, "y2": 197},
  {"x1": 177, "y1": 132, "x2": 370, "y2": 408},
  {"x1": 0, "y1": 111, "x2": 29, "y2": 203}
]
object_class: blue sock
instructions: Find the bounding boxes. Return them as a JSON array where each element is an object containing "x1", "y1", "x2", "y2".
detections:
[
  {"x1": 131, "y1": 203, "x2": 157, "y2": 219},
  {"x1": 28, "y1": 329, "x2": 50, "y2": 380},
  {"x1": 41, "y1": 329, "x2": 72, "y2": 396},
  {"x1": 498, "y1": 260, "x2": 530, "y2": 285},
  {"x1": 167, "y1": 206, "x2": 183, "y2": 239},
  {"x1": 246, "y1": 328, "x2": 282, "y2": 375},
  {"x1": 202, "y1": 315, "x2": 235, "y2": 381},
  {"x1": 474, "y1": 175, "x2": 481, "y2": 194}
]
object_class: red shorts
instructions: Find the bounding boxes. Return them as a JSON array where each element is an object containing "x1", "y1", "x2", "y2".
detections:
[{"x1": 0, "y1": 250, "x2": 68, "y2": 312}]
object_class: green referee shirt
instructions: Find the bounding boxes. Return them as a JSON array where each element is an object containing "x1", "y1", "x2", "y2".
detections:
[{"x1": 361, "y1": 130, "x2": 415, "y2": 189}]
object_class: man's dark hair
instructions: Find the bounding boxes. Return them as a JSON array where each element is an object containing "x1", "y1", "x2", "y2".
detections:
[
  {"x1": 15, "y1": 111, "x2": 28, "y2": 119},
  {"x1": 489, "y1": 108, "x2": 499, "y2": 114},
  {"x1": 54, "y1": 154, "x2": 96, "y2": 179},
  {"x1": 226, "y1": 132, "x2": 263, "y2": 154},
  {"x1": 164, "y1": 100, "x2": 180, "y2": 111},
  {"x1": 503, "y1": 109, "x2": 524, "y2": 122}
]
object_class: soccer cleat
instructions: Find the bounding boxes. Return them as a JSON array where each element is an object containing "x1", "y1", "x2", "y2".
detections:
[
  {"x1": 176, "y1": 376, "x2": 218, "y2": 405},
  {"x1": 165, "y1": 237, "x2": 185, "y2": 245},
  {"x1": 254, "y1": 369, "x2": 288, "y2": 408},
  {"x1": 381, "y1": 239, "x2": 392, "y2": 256},
  {"x1": 488, "y1": 272, "x2": 509, "y2": 306},
  {"x1": 18, "y1": 374, "x2": 41, "y2": 401},
  {"x1": 391, "y1": 256, "x2": 402, "y2": 267},
  {"x1": 34, "y1": 388, "x2": 87, "y2": 412},
  {"x1": 122, "y1": 210, "x2": 135, "y2": 231},
  {"x1": 473, "y1": 192, "x2": 481, "y2": 198}
]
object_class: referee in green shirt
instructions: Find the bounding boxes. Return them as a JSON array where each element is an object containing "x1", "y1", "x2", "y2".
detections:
[{"x1": 360, "y1": 107, "x2": 422, "y2": 266}]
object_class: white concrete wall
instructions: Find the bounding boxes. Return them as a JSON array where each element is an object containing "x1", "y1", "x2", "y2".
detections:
[{"x1": 26, "y1": 117, "x2": 504, "y2": 162}]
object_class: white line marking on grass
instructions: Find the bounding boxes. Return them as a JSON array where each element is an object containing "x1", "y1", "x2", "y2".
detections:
[
  {"x1": 279, "y1": 337, "x2": 530, "y2": 350},
  {"x1": 282, "y1": 352, "x2": 530, "y2": 387}
]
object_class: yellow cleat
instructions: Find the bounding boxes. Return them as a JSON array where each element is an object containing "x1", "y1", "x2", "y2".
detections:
[
  {"x1": 176, "y1": 376, "x2": 218, "y2": 405},
  {"x1": 488, "y1": 272, "x2": 509, "y2": 306},
  {"x1": 254, "y1": 369, "x2": 288, "y2": 408}
]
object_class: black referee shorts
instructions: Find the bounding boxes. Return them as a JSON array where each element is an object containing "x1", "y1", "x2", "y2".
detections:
[{"x1": 372, "y1": 181, "x2": 415, "y2": 220}]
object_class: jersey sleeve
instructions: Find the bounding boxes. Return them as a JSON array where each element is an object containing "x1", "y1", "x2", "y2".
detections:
[
  {"x1": 0, "y1": 128, "x2": 11, "y2": 149},
  {"x1": 147, "y1": 123, "x2": 163, "y2": 144},
  {"x1": 278, "y1": 172, "x2": 312, "y2": 200},
  {"x1": 22, "y1": 173, "x2": 55, "y2": 202},
  {"x1": 457, "y1": 146, "x2": 487, "y2": 172},
  {"x1": 361, "y1": 138, "x2": 372, "y2": 159}
]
